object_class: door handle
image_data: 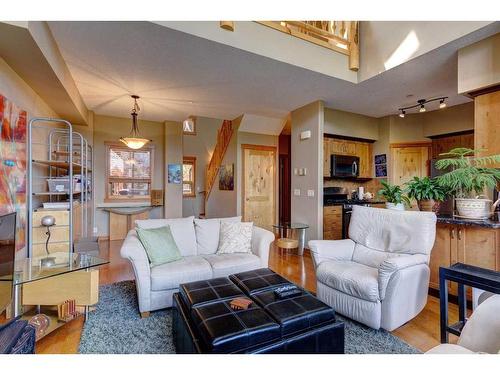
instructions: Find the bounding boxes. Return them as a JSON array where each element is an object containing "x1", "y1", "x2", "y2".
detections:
[
  {"x1": 451, "y1": 228, "x2": 455, "y2": 239},
  {"x1": 458, "y1": 229, "x2": 462, "y2": 241}
]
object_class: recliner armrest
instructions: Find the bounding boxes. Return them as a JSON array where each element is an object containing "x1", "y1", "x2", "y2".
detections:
[
  {"x1": 378, "y1": 254, "x2": 428, "y2": 299},
  {"x1": 308, "y1": 239, "x2": 355, "y2": 269}
]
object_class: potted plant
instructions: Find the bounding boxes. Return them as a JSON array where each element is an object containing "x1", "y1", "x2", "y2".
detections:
[
  {"x1": 405, "y1": 176, "x2": 447, "y2": 213},
  {"x1": 378, "y1": 181, "x2": 410, "y2": 210},
  {"x1": 435, "y1": 148, "x2": 500, "y2": 219}
]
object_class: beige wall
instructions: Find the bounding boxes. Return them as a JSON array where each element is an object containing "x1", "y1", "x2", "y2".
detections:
[
  {"x1": 0, "y1": 58, "x2": 56, "y2": 119},
  {"x1": 182, "y1": 117, "x2": 221, "y2": 218},
  {"x1": 422, "y1": 102, "x2": 474, "y2": 136},
  {"x1": 458, "y1": 33, "x2": 500, "y2": 94},
  {"x1": 205, "y1": 124, "x2": 238, "y2": 219},
  {"x1": 360, "y1": 21, "x2": 493, "y2": 82},
  {"x1": 93, "y1": 115, "x2": 165, "y2": 236},
  {"x1": 291, "y1": 101, "x2": 324, "y2": 241},
  {"x1": 164, "y1": 121, "x2": 183, "y2": 219},
  {"x1": 324, "y1": 107, "x2": 379, "y2": 140}
]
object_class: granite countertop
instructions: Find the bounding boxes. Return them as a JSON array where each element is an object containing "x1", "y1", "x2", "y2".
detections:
[
  {"x1": 437, "y1": 214, "x2": 500, "y2": 229},
  {"x1": 324, "y1": 200, "x2": 386, "y2": 207}
]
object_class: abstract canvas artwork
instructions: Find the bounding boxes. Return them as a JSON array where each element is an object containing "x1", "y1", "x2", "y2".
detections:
[
  {"x1": 219, "y1": 164, "x2": 234, "y2": 191},
  {"x1": 0, "y1": 94, "x2": 27, "y2": 252}
]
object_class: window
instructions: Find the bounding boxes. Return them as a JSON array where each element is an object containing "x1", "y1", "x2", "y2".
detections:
[
  {"x1": 183, "y1": 156, "x2": 196, "y2": 197},
  {"x1": 106, "y1": 143, "x2": 154, "y2": 201},
  {"x1": 183, "y1": 116, "x2": 196, "y2": 135}
]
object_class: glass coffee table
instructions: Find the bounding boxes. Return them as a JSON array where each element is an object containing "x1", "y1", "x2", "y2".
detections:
[
  {"x1": 1, "y1": 251, "x2": 108, "y2": 341},
  {"x1": 272, "y1": 223, "x2": 309, "y2": 256}
]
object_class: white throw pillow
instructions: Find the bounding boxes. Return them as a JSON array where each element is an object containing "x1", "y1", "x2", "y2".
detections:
[
  {"x1": 217, "y1": 221, "x2": 253, "y2": 254},
  {"x1": 135, "y1": 216, "x2": 197, "y2": 256},
  {"x1": 194, "y1": 216, "x2": 242, "y2": 255}
]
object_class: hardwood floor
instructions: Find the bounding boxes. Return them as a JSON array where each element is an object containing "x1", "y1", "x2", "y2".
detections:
[{"x1": 33, "y1": 240, "x2": 459, "y2": 354}]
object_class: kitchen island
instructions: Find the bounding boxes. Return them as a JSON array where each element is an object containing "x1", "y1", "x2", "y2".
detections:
[{"x1": 430, "y1": 214, "x2": 500, "y2": 293}]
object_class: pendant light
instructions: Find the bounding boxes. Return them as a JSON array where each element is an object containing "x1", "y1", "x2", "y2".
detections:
[{"x1": 120, "y1": 95, "x2": 151, "y2": 149}]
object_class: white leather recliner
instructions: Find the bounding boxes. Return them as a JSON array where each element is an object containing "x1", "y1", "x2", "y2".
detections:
[
  {"x1": 426, "y1": 294, "x2": 500, "y2": 354},
  {"x1": 309, "y1": 205, "x2": 437, "y2": 331}
]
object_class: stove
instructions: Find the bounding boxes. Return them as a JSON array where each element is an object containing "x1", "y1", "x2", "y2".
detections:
[{"x1": 324, "y1": 187, "x2": 374, "y2": 239}]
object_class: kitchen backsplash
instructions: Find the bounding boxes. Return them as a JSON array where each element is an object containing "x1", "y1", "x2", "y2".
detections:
[{"x1": 324, "y1": 178, "x2": 386, "y2": 200}]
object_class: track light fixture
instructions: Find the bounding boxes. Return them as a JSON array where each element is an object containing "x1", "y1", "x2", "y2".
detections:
[{"x1": 398, "y1": 96, "x2": 447, "y2": 117}]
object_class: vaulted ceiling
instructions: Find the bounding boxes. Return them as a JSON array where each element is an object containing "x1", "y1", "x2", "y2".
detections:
[{"x1": 47, "y1": 21, "x2": 500, "y2": 123}]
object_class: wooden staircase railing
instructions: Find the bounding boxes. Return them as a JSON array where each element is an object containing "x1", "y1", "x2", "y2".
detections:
[
  {"x1": 256, "y1": 21, "x2": 359, "y2": 71},
  {"x1": 205, "y1": 120, "x2": 234, "y2": 201}
]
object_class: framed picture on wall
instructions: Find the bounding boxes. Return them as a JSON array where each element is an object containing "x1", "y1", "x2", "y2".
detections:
[
  {"x1": 219, "y1": 164, "x2": 234, "y2": 191},
  {"x1": 374, "y1": 154, "x2": 387, "y2": 165},
  {"x1": 167, "y1": 164, "x2": 182, "y2": 184},
  {"x1": 375, "y1": 163, "x2": 388, "y2": 178}
]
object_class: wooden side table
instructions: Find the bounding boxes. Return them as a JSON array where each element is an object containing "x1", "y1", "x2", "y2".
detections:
[{"x1": 439, "y1": 263, "x2": 500, "y2": 343}]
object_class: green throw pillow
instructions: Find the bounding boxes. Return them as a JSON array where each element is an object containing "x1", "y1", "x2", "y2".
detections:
[{"x1": 136, "y1": 225, "x2": 182, "y2": 267}]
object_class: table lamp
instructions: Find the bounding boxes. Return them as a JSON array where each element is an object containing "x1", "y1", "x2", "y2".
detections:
[{"x1": 40, "y1": 215, "x2": 57, "y2": 267}]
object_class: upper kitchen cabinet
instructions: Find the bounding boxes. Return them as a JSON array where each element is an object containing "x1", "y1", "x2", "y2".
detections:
[
  {"x1": 323, "y1": 135, "x2": 373, "y2": 179},
  {"x1": 430, "y1": 131, "x2": 474, "y2": 159}
]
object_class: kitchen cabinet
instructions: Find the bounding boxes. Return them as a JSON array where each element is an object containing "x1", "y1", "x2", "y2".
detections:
[
  {"x1": 431, "y1": 132, "x2": 474, "y2": 159},
  {"x1": 323, "y1": 136, "x2": 373, "y2": 178},
  {"x1": 323, "y1": 205, "x2": 342, "y2": 240},
  {"x1": 323, "y1": 138, "x2": 332, "y2": 177},
  {"x1": 429, "y1": 223, "x2": 499, "y2": 294}
]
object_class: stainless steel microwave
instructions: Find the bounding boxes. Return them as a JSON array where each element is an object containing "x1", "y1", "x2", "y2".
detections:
[{"x1": 330, "y1": 154, "x2": 360, "y2": 178}]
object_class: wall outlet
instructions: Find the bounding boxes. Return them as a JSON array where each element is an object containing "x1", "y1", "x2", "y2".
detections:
[
  {"x1": 307, "y1": 189, "x2": 315, "y2": 197},
  {"x1": 294, "y1": 189, "x2": 301, "y2": 196},
  {"x1": 93, "y1": 227, "x2": 98, "y2": 235}
]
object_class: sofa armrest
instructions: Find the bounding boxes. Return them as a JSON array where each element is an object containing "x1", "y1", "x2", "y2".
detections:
[
  {"x1": 378, "y1": 254, "x2": 428, "y2": 300},
  {"x1": 251, "y1": 226, "x2": 274, "y2": 267},
  {"x1": 308, "y1": 239, "x2": 355, "y2": 269},
  {"x1": 120, "y1": 229, "x2": 152, "y2": 312}
]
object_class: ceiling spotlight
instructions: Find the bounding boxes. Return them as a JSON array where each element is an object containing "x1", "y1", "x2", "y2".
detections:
[
  {"x1": 419, "y1": 105, "x2": 426, "y2": 113},
  {"x1": 399, "y1": 110, "x2": 405, "y2": 118},
  {"x1": 439, "y1": 99, "x2": 446, "y2": 109}
]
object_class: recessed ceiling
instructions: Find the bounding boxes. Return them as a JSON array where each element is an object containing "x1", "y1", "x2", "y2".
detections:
[{"x1": 47, "y1": 21, "x2": 499, "y2": 122}]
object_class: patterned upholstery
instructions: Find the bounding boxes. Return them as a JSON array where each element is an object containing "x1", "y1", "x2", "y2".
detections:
[{"x1": 0, "y1": 318, "x2": 36, "y2": 354}]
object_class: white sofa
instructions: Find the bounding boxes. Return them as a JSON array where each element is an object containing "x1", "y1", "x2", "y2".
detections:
[
  {"x1": 309, "y1": 206, "x2": 436, "y2": 331},
  {"x1": 120, "y1": 216, "x2": 275, "y2": 315},
  {"x1": 427, "y1": 294, "x2": 500, "y2": 354}
]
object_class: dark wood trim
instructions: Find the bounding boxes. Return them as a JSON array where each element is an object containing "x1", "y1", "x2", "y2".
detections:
[
  {"x1": 427, "y1": 129, "x2": 474, "y2": 140},
  {"x1": 323, "y1": 133, "x2": 376, "y2": 144},
  {"x1": 465, "y1": 84, "x2": 500, "y2": 98}
]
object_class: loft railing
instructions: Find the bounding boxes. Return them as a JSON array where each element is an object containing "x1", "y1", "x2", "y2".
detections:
[
  {"x1": 256, "y1": 21, "x2": 359, "y2": 71},
  {"x1": 205, "y1": 119, "x2": 234, "y2": 201}
]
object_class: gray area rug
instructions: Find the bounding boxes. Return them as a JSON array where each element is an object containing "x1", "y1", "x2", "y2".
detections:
[{"x1": 79, "y1": 281, "x2": 420, "y2": 354}]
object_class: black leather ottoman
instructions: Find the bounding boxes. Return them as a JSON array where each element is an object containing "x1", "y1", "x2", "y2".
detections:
[{"x1": 173, "y1": 269, "x2": 345, "y2": 354}]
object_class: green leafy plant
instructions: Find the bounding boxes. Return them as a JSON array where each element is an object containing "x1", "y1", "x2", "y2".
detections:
[
  {"x1": 405, "y1": 176, "x2": 448, "y2": 202},
  {"x1": 435, "y1": 148, "x2": 500, "y2": 198},
  {"x1": 378, "y1": 180, "x2": 411, "y2": 205}
]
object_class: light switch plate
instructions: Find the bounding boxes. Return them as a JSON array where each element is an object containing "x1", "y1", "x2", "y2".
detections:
[
  {"x1": 294, "y1": 168, "x2": 298, "y2": 175},
  {"x1": 294, "y1": 189, "x2": 301, "y2": 196},
  {"x1": 307, "y1": 190, "x2": 315, "y2": 197},
  {"x1": 300, "y1": 130, "x2": 311, "y2": 140}
]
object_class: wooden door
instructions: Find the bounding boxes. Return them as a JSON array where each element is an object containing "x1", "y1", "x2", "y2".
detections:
[
  {"x1": 242, "y1": 145, "x2": 276, "y2": 230},
  {"x1": 391, "y1": 145, "x2": 429, "y2": 186}
]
